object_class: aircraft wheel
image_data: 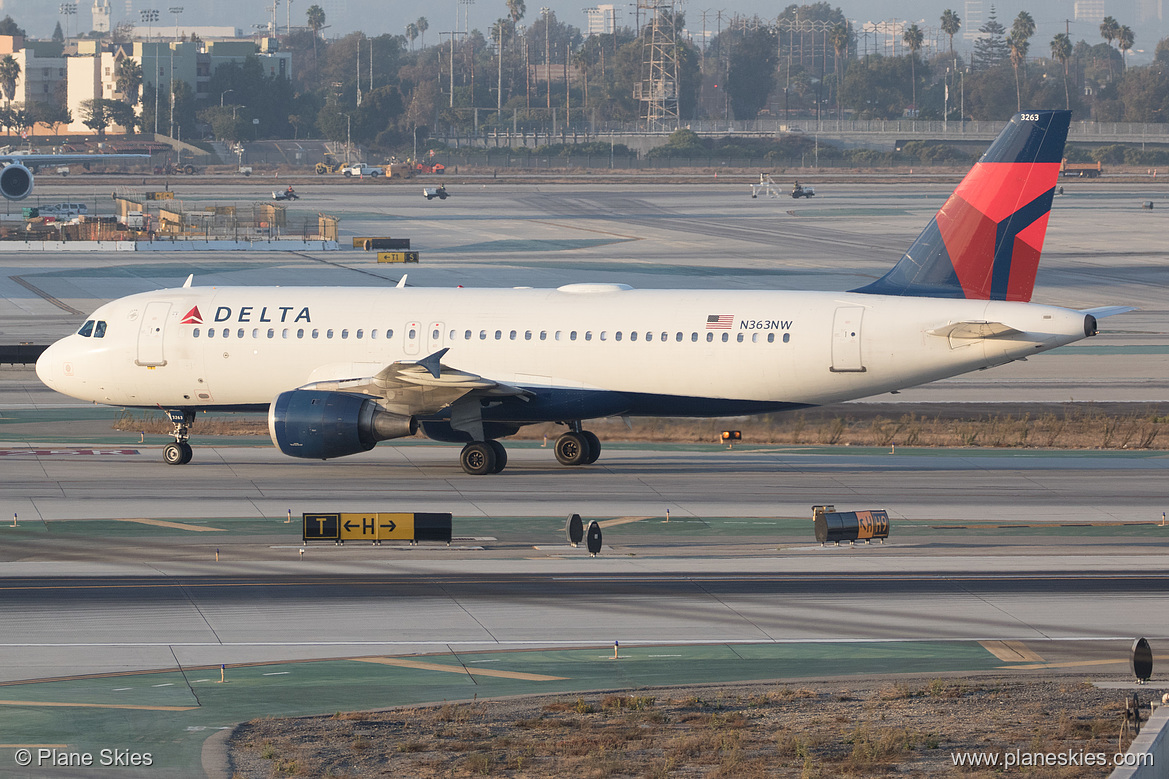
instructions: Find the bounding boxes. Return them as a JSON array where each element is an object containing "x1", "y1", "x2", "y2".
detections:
[
  {"x1": 163, "y1": 442, "x2": 189, "y2": 465},
  {"x1": 581, "y1": 431, "x2": 601, "y2": 464},
  {"x1": 488, "y1": 440, "x2": 507, "y2": 473},
  {"x1": 554, "y1": 432, "x2": 591, "y2": 466},
  {"x1": 179, "y1": 442, "x2": 193, "y2": 464},
  {"x1": 460, "y1": 441, "x2": 497, "y2": 475}
]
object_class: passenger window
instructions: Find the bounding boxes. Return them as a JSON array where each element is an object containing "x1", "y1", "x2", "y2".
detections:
[
  {"x1": 387, "y1": 329, "x2": 394, "y2": 339},
  {"x1": 555, "y1": 331, "x2": 561, "y2": 341},
  {"x1": 570, "y1": 331, "x2": 577, "y2": 341},
  {"x1": 736, "y1": 333, "x2": 744, "y2": 343},
  {"x1": 356, "y1": 329, "x2": 364, "y2": 339},
  {"x1": 268, "y1": 328, "x2": 275, "y2": 338},
  {"x1": 297, "y1": 329, "x2": 304, "y2": 338},
  {"x1": 408, "y1": 328, "x2": 416, "y2": 339},
  {"x1": 342, "y1": 329, "x2": 350, "y2": 339},
  {"x1": 371, "y1": 329, "x2": 378, "y2": 339},
  {"x1": 661, "y1": 332, "x2": 668, "y2": 342},
  {"x1": 312, "y1": 329, "x2": 319, "y2": 339},
  {"x1": 449, "y1": 330, "x2": 455, "y2": 340},
  {"x1": 235, "y1": 329, "x2": 243, "y2": 338},
  {"x1": 600, "y1": 331, "x2": 607, "y2": 341},
  {"x1": 539, "y1": 330, "x2": 547, "y2": 341},
  {"x1": 495, "y1": 330, "x2": 502, "y2": 340},
  {"x1": 630, "y1": 331, "x2": 638, "y2": 342},
  {"x1": 327, "y1": 329, "x2": 334, "y2": 339},
  {"x1": 524, "y1": 330, "x2": 532, "y2": 341},
  {"x1": 707, "y1": 332, "x2": 714, "y2": 342},
  {"x1": 432, "y1": 329, "x2": 439, "y2": 340},
  {"x1": 585, "y1": 331, "x2": 592, "y2": 341},
  {"x1": 509, "y1": 330, "x2": 517, "y2": 340},
  {"x1": 208, "y1": 328, "x2": 215, "y2": 338},
  {"x1": 645, "y1": 332, "x2": 653, "y2": 342},
  {"x1": 767, "y1": 333, "x2": 775, "y2": 343},
  {"x1": 675, "y1": 332, "x2": 682, "y2": 342},
  {"x1": 193, "y1": 328, "x2": 201, "y2": 338},
  {"x1": 94, "y1": 321, "x2": 107, "y2": 338},
  {"x1": 783, "y1": 332, "x2": 791, "y2": 343},
  {"x1": 480, "y1": 330, "x2": 487, "y2": 340},
  {"x1": 721, "y1": 332, "x2": 729, "y2": 342},
  {"x1": 78, "y1": 320, "x2": 94, "y2": 337},
  {"x1": 751, "y1": 333, "x2": 758, "y2": 343},
  {"x1": 465, "y1": 330, "x2": 472, "y2": 340},
  {"x1": 615, "y1": 331, "x2": 622, "y2": 341},
  {"x1": 691, "y1": 332, "x2": 698, "y2": 342},
  {"x1": 252, "y1": 328, "x2": 259, "y2": 338},
  {"x1": 282, "y1": 329, "x2": 289, "y2": 339},
  {"x1": 223, "y1": 328, "x2": 230, "y2": 337}
]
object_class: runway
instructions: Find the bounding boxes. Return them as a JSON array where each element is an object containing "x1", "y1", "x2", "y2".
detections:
[{"x1": 1, "y1": 180, "x2": 1167, "y2": 774}]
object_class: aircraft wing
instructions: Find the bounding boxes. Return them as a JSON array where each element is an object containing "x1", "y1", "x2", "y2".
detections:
[
  {"x1": 297, "y1": 348, "x2": 530, "y2": 418},
  {"x1": 0, "y1": 153, "x2": 150, "y2": 165}
]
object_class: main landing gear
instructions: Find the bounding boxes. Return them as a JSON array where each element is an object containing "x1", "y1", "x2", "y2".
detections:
[
  {"x1": 162, "y1": 409, "x2": 194, "y2": 465},
  {"x1": 456, "y1": 425, "x2": 601, "y2": 475}
]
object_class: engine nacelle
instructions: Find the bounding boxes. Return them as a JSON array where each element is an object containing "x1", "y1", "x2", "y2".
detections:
[
  {"x1": 0, "y1": 163, "x2": 33, "y2": 201},
  {"x1": 268, "y1": 390, "x2": 417, "y2": 460}
]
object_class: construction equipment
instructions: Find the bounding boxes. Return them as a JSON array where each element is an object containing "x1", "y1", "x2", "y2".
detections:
[
  {"x1": 415, "y1": 161, "x2": 445, "y2": 175},
  {"x1": 154, "y1": 162, "x2": 196, "y2": 175},
  {"x1": 315, "y1": 157, "x2": 342, "y2": 175},
  {"x1": 1061, "y1": 159, "x2": 1102, "y2": 178},
  {"x1": 386, "y1": 161, "x2": 415, "y2": 179}
]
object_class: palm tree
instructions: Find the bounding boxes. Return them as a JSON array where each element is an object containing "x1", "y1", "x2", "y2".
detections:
[
  {"x1": 406, "y1": 22, "x2": 418, "y2": 51},
  {"x1": 1100, "y1": 15, "x2": 1120, "y2": 79},
  {"x1": 0, "y1": 55, "x2": 20, "y2": 109},
  {"x1": 416, "y1": 17, "x2": 429, "y2": 49},
  {"x1": 507, "y1": 0, "x2": 525, "y2": 26},
  {"x1": 830, "y1": 22, "x2": 849, "y2": 121},
  {"x1": 1118, "y1": 25, "x2": 1135, "y2": 70},
  {"x1": 902, "y1": 23, "x2": 923, "y2": 115},
  {"x1": 114, "y1": 58, "x2": 142, "y2": 105},
  {"x1": 1007, "y1": 30, "x2": 1029, "y2": 111},
  {"x1": 306, "y1": 5, "x2": 326, "y2": 62},
  {"x1": 1051, "y1": 32, "x2": 1072, "y2": 110},
  {"x1": 940, "y1": 9, "x2": 961, "y2": 69}
]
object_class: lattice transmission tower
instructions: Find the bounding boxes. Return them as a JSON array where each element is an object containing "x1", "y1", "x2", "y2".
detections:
[{"x1": 633, "y1": 0, "x2": 681, "y2": 131}]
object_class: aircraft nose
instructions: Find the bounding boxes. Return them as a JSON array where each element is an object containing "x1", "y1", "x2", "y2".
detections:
[{"x1": 35, "y1": 341, "x2": 59, "y2": 390}]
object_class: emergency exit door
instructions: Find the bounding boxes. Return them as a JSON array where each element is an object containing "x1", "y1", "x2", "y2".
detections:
[{"x1": 830, "y1": 306, "x2": 865, "y2": 372}]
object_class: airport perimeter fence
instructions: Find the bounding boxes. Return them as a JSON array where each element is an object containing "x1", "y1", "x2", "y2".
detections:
[{"x1": 423, "y1": 152, "x2": 924, "y2": 171}]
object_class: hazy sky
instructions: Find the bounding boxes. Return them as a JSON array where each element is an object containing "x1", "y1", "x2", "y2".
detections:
[{"x1": 6, "y1": 0, "x2": 1161, "y2": 56}]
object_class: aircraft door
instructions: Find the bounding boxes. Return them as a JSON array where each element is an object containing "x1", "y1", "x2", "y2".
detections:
[
  {"x1": 404, "y1": 320, "x2": 420, "y2": 355},
  {"x1": 427, "y1": 321, "x2": 445, "y2": 352},
  {"x1": 830, "y1": 306, "x2": 865, "y2": 372},
  {"x1": 136, "y1": 301, "x2": 171, "y2": 367}
]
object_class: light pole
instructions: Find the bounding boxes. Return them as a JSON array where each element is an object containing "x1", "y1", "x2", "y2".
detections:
[
  {"x1": 169, "y1": 5, "x2": 183, "y2": 39},
  {"x1": 541, "y1": 7, "x2": 550, "y2": 111},
  {"x1": 58, "y1": 3, "x2": 77, "y2": 41},
  {"x1": 141, "y1": 10, "x2": 161, "y2": 134},
  {"x1": 220, "y1": 88, "x2": 234, "y2": 107}
]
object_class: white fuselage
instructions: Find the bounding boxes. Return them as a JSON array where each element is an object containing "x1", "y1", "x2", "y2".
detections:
[{"x1": 36, "y1": 283, "x2": 1091, "y2": 415}]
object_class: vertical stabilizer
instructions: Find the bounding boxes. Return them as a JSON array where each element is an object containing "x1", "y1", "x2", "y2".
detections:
[{"x1": 852, "y1": 110, "x2": 1071, "y2": 302}]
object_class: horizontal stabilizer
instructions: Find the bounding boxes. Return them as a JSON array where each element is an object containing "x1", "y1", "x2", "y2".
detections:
[
  {"x1": 1079, "y1": 305, "x2": 1136, "y2": 319},
  {"x1": 927, "y1": 321, "x2": 1022, "y2": 340}
]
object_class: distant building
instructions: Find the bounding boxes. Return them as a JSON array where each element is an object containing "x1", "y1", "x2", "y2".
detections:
[
  {"x1": 963, "y1": 0, "x2": 984, "y2": 42},
  {"x1": 91, "y1": 0, "x2": 111, "y2": 35},
  {"x1": 585, "y1": 5, "x2": 617, "y2": 37},
  {"x1": 1074, "y1": 0, "x2": 1107, "y2": 26}
]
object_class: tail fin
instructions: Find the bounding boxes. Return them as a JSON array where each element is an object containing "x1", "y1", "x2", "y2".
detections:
[{"x1": 852, "y1": 110, "x2": 1071, "y2": 302}]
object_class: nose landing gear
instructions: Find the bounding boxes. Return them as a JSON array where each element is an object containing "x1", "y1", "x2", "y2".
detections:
[{"x1": 162, "y1": 409, "x2": 195, "y2": 465}]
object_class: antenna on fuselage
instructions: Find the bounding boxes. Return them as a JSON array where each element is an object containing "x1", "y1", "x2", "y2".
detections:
[
  {"x1": 182, "y1": 274, "x2": 194, "y2": 288},
  {"x1": 396, "y1": 275, "x2": 407, "y2": 289}
]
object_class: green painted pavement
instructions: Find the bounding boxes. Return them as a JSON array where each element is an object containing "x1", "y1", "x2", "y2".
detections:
[
  {"x1": 444, "y1": 238, "x2": 632, "y2": 253},
  {"x1": 0, "y1": 640, "x2": 1005, "y2": 775}
]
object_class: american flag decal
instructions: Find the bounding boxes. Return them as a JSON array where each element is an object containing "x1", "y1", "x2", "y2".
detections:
[
  {"x1": 706, "y1": 314, "x2": 733, "y2": 329},
  {"x1": 180, "y1": 306, "x2": 203, "y2": 325}
]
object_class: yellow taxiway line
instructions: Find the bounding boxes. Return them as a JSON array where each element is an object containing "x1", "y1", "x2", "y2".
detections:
[{"x1": 355, "y1": 657, "x2": 567, "y2": 681}]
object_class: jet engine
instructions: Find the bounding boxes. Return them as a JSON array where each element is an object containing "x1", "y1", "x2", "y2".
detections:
[
  {"x1": 268, "y1": 390, "x2": 417, "y2": 460},
  {"x1": 0, "y1": 163, "x2": 33, "y2": 201}
]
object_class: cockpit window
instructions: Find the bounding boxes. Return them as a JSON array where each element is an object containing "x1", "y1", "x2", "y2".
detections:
[
  {"x1": 93, "y1": 321, "x2": 107, "y2": 338},
  {"x1": 78, "y1": 320, "x2": 95, "y2": 337}
]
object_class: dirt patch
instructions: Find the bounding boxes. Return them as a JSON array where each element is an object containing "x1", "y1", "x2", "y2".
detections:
[{"x1": 227, "y1": 675, "x2": 1146, "y2": 777}]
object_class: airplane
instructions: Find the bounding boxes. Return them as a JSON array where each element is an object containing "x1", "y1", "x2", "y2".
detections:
[
  {"x1": 35, "y1": 110, "x2": 1132, "y2": 474},
  {"x1": 0, "y1": 151, "x2": 150, "y2": 201}
]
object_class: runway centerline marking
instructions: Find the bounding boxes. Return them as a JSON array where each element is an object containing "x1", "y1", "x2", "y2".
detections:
[
  {"x1": 1005, "y1": 654, "x2": 1169, "y2": 671},
  {"x1": 355, "y1": 656, "x2": 567, "y2": 681},
  {"x1": 597, "y1": 516, "x2": 657, "y2": 528}
]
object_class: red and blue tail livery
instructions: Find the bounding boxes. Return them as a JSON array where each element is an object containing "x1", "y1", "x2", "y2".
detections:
[{"x1": 853, "y1": 110, "x2": 1071, "y2": 302}]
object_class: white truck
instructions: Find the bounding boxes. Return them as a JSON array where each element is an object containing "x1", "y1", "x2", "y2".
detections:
[{"x1": 340, "y1": 163, "x2": 382, "y2": 178}]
